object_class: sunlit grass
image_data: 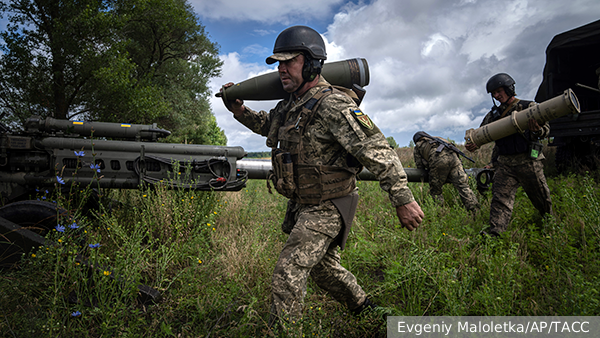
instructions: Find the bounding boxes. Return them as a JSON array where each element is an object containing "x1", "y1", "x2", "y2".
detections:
[{"x1": 1, "y1": 147, "x2": 599, "y2": 336}]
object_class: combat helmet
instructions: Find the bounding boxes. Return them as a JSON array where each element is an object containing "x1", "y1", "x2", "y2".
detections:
[
  {"x1": 413, "y1": 131, "x2": 429, "y2": 143},
  {"x1": 266, "y1": 26, "x2": 327, "y2": 81},
  {"x1": 486, "y1": 73, "x2": 516, "y2": 97}
]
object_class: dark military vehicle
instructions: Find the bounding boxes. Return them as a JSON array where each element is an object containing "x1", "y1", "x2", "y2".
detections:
[{"x1": 535, "y1": 19, "x2": 600, "y2": 172}]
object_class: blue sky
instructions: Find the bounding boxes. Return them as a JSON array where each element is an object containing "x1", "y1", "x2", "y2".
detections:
[
  {"x1": 2, "y1": 0, "x2": 599, "y2": 153},
  {"x1": 191, "y1": 0, "x2": 600, "y2": 153}
]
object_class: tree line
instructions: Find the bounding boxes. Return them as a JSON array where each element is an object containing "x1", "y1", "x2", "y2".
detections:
[{"x1": 0, "y1": 0, "x2": 226, "y2": 145}]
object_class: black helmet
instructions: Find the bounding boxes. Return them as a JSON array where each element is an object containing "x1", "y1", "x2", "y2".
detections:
[
  {"x1": 486, "y1": 73, "x2": 516, "y2": 97},
  {"x1": 266, "y1": 26, "x2": 327, "y2": 82},
  {"x1": 266, "y1": 25, "x2": 327, "y2": 65},
  {"x1": 413, "y1": 131, "x2": 429, "y2": 143}
]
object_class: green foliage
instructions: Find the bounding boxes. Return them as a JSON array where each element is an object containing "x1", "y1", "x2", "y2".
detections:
[
  {"x1": 0, "y1": 0, "x2": 225, "y2": 145},
  {"x1": 2, "y1": 172, "x2": 600, "y2": 336},
  {"x1": 246, "y1": 151, "x2": 271, "y2": 159},
  {"x1": 386, "y1": 136, "x2": 399, "y2": 149}
]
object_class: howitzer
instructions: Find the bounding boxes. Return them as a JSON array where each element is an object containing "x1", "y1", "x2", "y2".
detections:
[
  {"x1": 465, "y1": 89, "x2": 581, "y2": 147},
  {"x1": 0, "y1": 116, "x2": 252, "y2": 304},
  {"x1": 0, "y1": 116, "x2": 250, "y2": 204}
]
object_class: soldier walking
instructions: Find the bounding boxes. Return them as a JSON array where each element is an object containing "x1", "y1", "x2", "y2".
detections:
[
  {"x1": 220, "y1": 25, "x2": 424, "y2": 333},
  {"x1": 466, "y1": 73, "x2": 552, "y2": 237}
]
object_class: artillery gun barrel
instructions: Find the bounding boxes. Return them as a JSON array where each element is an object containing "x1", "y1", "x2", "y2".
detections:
[
  {"x1": 465, "y1": 88, "x2": 581, "y2": 147},
  {"x1": 0, "y1": 125, "x2": 249, "y2": 202},
  {"x1": 236, "y1": 159, "x2": 493, "y2": 190},
  {"x1": 25, "y1": 116, "x2": 171, "y2": 141},
  {"x1": 39, "y1": 137, "x2": 246, "y2": 157},
  {"x1": 237, "y1": 159, "x2": 430, "y2": 182}
]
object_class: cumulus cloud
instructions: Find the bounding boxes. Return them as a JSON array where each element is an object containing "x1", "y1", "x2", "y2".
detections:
[
  {"x1": 323, "y1": 0, "x2": 600, "y2": 145},
  {"x1": 209, "y1": 53, "x2": 278, "y2": 151},
  {"x1": 206, "y1": 0, "x2": 600, "y2": 150}
]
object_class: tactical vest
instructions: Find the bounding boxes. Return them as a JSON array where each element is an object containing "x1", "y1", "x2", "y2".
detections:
[
  {"x1": 266, "y1": 86, "x2": 359, "y2": 205},
  {"x1": 493, "y1": 100, "x2": 533, "y2": 156}
]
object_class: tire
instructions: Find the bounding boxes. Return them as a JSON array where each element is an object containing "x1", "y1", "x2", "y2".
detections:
[{"x1": 0, "y1": 200, "x2": 67, "y2": 268}]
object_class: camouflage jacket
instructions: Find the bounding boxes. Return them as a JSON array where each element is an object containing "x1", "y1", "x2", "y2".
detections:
[
  {"x1": 234, "y1": 77, "x2": 415, "y2": 207},
  {"x1": 413, "y1": 136, "x2": 457, "y2": 170},
  {"x1": 480, "y1": 98, "x2": 550, "y2": 166}
]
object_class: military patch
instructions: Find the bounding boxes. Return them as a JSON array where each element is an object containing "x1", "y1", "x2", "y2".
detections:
[{"x1": 353, "y1": 109, "x2": 374, "y2": 130}]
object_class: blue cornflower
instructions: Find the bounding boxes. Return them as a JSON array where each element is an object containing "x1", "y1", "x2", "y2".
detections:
[
  {"x1": 42, "y1": 196, "x2": 46, "y2": 200},
  {"x1": 74, "y1": 150, "x2": 85, "y2": 157},
  {"x1": 90, "y1": 163, "x2": 101, "y2": 173},
  {"x1": 55, "y1": 224, "x2": 65, "y2": 232},
  {"x1": 71, "y1": 311, "x2": 81, "y2": 317},
  {"x1": 69, "y1": 222, "x2": 79, "y2": 229},
  {"x1": 56, "y1": 176, "x2": 65, "y2": 185},
  {"x1": 88, "y1": 243, "x2": 101, "y2": 249},
  {"x1": 45, "y1": 190, "x2": 49, "y2": 194}
]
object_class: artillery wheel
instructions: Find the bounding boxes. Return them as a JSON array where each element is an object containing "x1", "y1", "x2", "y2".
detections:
[
  {"x1": 474, "y1": 168, "x2": 495, "y2": 195},
  {"x1": 0, "y1": 200, "x2": 67, "y2": 268},
  {"x1": 0, "y1": 200, "x2": 67, "y2": 234}
]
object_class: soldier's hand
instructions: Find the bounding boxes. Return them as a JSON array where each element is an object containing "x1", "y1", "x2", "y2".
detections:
[
  {"x1": 528, "y1": 118, "x2": 541, "y2": 133},
  {"x1": 465, "y1": 142, "x2": 478, "y2": 152},
  {"x1": 219, "y1": 82, "x2": 245, "y2": 117},
  {"x1": 396, "y1": 201, "x2": 424, "y2": 231}
]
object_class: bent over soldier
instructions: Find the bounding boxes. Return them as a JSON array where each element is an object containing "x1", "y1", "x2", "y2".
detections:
[
  {"x1": 466, "y1": 73, "x2": 552, "y2": 236},
  {"x1": 220, "y1": 26, "x2": 424, "y2": 331},
  {"x1": 413, "y1": 132, "x2": 479, "y2": 211}
]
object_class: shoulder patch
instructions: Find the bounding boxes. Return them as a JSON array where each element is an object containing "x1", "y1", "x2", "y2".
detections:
[{"x1": 353, "y1": 109, "x2": 374, "y2": 130}]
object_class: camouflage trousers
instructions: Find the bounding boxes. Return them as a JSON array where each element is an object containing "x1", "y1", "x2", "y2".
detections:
[
  {"x1": 270, "y1": 200, "x2": 366, "y2": 327},
  {"x1": 489, "y1": 160, "x2": 552, "y2": 234},
  {"x1": 428, "y1": 151, "x2": 480, "y2": 211}
]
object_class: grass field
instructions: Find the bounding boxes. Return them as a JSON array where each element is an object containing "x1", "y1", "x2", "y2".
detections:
[{"x1": 1, "y1": 144, "x2": 599, "y2": 337}]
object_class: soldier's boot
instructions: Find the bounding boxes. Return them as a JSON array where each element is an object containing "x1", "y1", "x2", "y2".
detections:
[
  {"x1": 467, "y1": 203, "x2": 481, "y2": 220},
  {"x1": 479, "y1": 228, "x2": 500, "y2": 239},
  {"x1": 351, "y1": 297, "x2": 378, "y2": 316}
]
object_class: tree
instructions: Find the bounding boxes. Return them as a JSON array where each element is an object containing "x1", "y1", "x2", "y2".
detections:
[
  {"x1": 386, "y1": 136, "x2": 398, "y2": 149},
  {"x1": 0, "y1": 0, "x2": 226, "y2": 145},
  {"x1": 0, "y1": 0, "x2": 117, "y2": 124}
]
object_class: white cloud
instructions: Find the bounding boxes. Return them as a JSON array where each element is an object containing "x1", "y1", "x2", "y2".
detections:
[
  {"x1": 321, "y1": 0, "x2": 600, "y2": 145},
  {"x1": 205, "y1": 0, "x2": 600, "y2": 150},
  {"x1": 242, "y1": 44, "x2": 270, "y2": 57},
  {"x1": 209, "y1": 53, "x2": 279, "y2": 151},
  {"x1": 190, "y1": 0, "x2": 344, "y2": 23}
]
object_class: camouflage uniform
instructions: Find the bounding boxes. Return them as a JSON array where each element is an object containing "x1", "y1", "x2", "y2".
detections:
[
  {"x1": 234, "y1": 77, "x2": 415, "y2": 324},
  {"x1": 413, "y1": 136, "x2": 479, "y2": 211},
  {"x1": 480, "y1": 99, "x2": 553, "y2": 235}
]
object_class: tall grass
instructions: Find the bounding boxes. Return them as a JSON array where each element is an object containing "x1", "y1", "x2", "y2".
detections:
[{"x1": 1, "y1": 145, "x2": 599, "y2": 337}]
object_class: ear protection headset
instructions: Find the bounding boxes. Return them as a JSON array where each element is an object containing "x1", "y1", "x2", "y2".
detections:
[{"x1": 302, "y1": 54, "x2": 323, "y2": 82}]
